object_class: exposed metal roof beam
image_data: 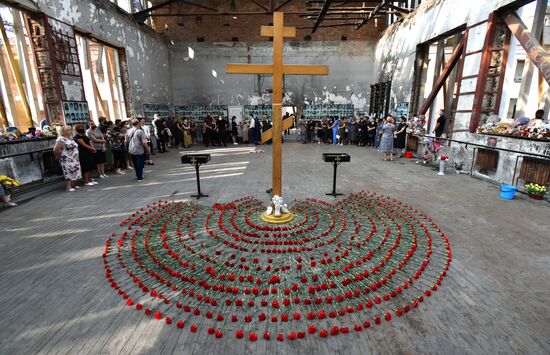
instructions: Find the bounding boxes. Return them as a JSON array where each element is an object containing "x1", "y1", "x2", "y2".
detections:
[
  {"x1": 133, "y1": 0, "x2": 181, "y2": 23},
  {"x1": 274, "y1": 0, "x2": 293, "y2": 11},
  {"x1": 311, "y1": 0, "x2": 333, "y2": 33},
  {"x1": 180, "y1": 0, "x2": 219, "y2": 12},
  {"x1": 248, "y1": 0, "x2": 270, "y2": 11},
  {"x1": 355, "y1": 0, "x2": 388, "y2": 30},
  {"x1": 385, "y1": 3, "x2": 411, "y2": 14}
]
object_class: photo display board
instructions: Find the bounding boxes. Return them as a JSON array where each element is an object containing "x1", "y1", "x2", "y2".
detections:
[
  {"x1": 63, "y1": 100, "x2": 90, "y2": 124},
  {"x1": 243, "y1": 105, "x2": 273, "y2": 119},
  {"x1": 174, "y1": 105, "x2": 228, "y2": 123},
  {"x1": 143, "y1": 104, "x2": 171, "y2": 122},
  {"x1": 395, "y1": 102, "x2": 409, "y2": 119},
  {"x1": 303, "y1": 104, "x2": 355, "y2": 119}
]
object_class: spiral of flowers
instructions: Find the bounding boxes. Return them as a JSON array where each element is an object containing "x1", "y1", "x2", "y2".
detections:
[{"x1": 103, "y1": 192, "x2": 452, "y2": 341}]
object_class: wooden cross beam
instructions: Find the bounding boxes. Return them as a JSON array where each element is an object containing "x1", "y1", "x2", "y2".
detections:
[
  {"x1": 226, "y1": 12, "x2": 329, "y2": 200},
  {"x1": 261, "y1": 115, "x2": 294, "y2": 143}
]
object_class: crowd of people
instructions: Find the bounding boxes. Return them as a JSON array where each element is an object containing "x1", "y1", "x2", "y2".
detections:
[
  {"x1": 297, "y1": 115, "x2": 410, "y2": 160},
  {"x1": 53, "y1": 117, "x2": 152, "y2": 191},
  {"x1": 51, "y1": 110, "x2": 444, "y2": 192}
]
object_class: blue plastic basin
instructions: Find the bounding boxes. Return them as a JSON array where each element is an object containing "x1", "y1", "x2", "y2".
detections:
[{"x1": 499, "y1": 184, "x2": 517, "y2": 200}]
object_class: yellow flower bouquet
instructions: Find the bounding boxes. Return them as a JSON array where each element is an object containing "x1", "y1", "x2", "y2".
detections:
[
  {"x1": 0, "y1": 175, "x2": 20, "y2": 195},
  {"x1": 525, "y1": 183, "x2": 548, "y2": 196}
]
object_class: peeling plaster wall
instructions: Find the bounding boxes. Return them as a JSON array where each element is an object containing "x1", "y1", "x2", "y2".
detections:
[
  {"x1": 374, "y1": 0, "x2": 519, "y2": 111},
  {"x1": 15, "y1": 0, "x2": 172, "y2": 116},
  {"x1": 169, "y1": 41, "x2": 375, "y2": 111}
]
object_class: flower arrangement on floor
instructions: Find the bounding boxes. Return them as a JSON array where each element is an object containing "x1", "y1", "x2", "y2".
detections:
[
  {"x1": 103, "y1": 193, "x2": 452, "y2": 341},
  {"x1": 525, "y1": 183, "x2": 547, "y2": 200},
  {"x1": 0, "y1": 175, "x2": 20, "y2": 195}
]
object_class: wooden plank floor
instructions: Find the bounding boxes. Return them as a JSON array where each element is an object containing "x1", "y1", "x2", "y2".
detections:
[{"x1": 0, "y1": 143, "x2": 549, "y2": 355}]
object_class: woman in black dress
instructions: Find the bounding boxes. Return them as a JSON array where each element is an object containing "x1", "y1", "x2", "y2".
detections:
[
  {"x1": 231, "y1": 116, "x2": 239, "y2": 144},
  {"x1": 394, "y1": 116, "x2": 407, "y2": 157},
  {"x1": 74, "y1": 124, "x2": 97, "y2": 186}
]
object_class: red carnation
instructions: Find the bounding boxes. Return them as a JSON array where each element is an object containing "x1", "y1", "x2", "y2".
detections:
[
  {"x1": 375, "y1": 316, "x2": 381, "y2": 325},
  {"x1": 330, "y1": 327, "x2": 339, "y2": 336},
  {"x1": 236, "y1": 330, "x2": 244, "y2": 339},
  {"x1": 297, "y1": 332, "x2": 305, "y2": 339},
  {"x1": 136, "y1": 303, "x2": 143, "y2": 310},
  {"x1": 177, "y1": 320, "x2": 184, "y2": 328},
  {"x1": 249, "y1": 333, "x2": 258, "y2": 342},
  {"x1": 320, "y1": 329, "x2": 328, "y2": 337},
  {"x1": 396, "y1": 308, "x2": 403, "y2": 316},
  {"x1": 165, "y1": 317, "x2": 172, "y2": 324},
  {"x1": 281, "y1": 313, "x2": 289, "y2": 322},
  {"x1": 126, "y1": 299, "x2": 134, "y2": 306},
  {"x1": 308, "y1": 325, "x2": 317, "y2": 334},
  {"x1": 277, "y1": 334, "x2": 284, "y2": 341},
  {"x1": 231, "y1": 315, "x2": 238, "y2": 322},
  {"x1": 245, "y1": 315, "x2": 252, "y2": 323},
  {"x1": 208, "y1": 327, "x2": 215, "y2": 335},
  {"x1": 363, "y1": 321, "x2": 371, "y2": 328},
  {"x1": 145, "y1": 308, "x2": 151, "y2": 315},
  {"x1": 263, "y1": 332, "x2": 270, "y2": 340},
  {"x1": 354, "y1": 325, "x2": 362, "y2": 332},
  {"x1": 288, "y1": 332, "x2": 297, "y2": 340},
  {"x1": 318, "y1": 310, "x2": 326, "y2": 319},
  {"x1": 191, "y1": 324, "x2": 197, "y2": 332},
  {"x1": 215, "y1": 331, "x2": 223, "y2": 338},
  {"x1": 341, "y1": 327, "x2": 349, "y2": 334},
  {"x1": 154, "y1": 311, "x2": 163, "y2": 320},
  {"x1": 385, "y1": 312, "x2": 392, "y2": 321},
  {"x1": 293, "y1": 312, "x2": 301, "y2": 320}
]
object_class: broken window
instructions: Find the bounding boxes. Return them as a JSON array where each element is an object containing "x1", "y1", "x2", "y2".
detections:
[
  {"x1": 76, "y1": 35, "x2": 129, "y2": 122},
  {"x1": 108, "y1": 0, "x2": 132, "y2": 13},
  {"x1": 0, "y1": 5, "x2": 47, "y2": 129}
]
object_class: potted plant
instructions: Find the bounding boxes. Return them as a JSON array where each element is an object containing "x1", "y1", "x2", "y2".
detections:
[
  {"x1": 524, "y1": 183, "x2": 547, "y2": 200},
  {"x1": 0, "y1": 175, "x2": 20, "y2": 207}
]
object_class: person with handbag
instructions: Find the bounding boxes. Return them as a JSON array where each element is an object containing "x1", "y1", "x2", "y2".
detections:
[
  {"x1": 107, "y1": 121, "x2": 126, "y2": 175},
  {"x1": 86, "y1": 121, "x2": 108, "y2": 178},
  {"x1": 125, "y1": 119, "x2": 150, "y2": 182}
]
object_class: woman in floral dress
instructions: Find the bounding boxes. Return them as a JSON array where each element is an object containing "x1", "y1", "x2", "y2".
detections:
[{"x1": 53, "y1": 126, "x2": 82, "y2": 192}]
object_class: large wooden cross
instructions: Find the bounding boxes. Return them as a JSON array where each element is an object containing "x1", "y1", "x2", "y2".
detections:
[{"x1": 226, "y1": 12, "x2": 329, "y2": 200}]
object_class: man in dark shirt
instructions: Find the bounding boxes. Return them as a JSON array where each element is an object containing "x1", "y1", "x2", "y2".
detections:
[
  {"x1": 433, "y1": 109, "x2": 446, "y2": 137},
  {"x1": 204, "y1": 115, "x2": 215, "y2": 147},
  {"x1": 217, "y1": 116, "x2": 228, "y2": 147}
]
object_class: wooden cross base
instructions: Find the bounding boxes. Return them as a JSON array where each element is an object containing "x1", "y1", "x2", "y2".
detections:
[{"x1": 260, "y1": 211, "x2": 295, "y2": 224}]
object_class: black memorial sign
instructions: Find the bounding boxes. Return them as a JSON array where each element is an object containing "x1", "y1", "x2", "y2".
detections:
[
  {"x1": 181, "y1": 154, "x2": 211, "y2": 199},
  {"x1": 323, "y1": 153, "x2": 351, "y2": 197}
]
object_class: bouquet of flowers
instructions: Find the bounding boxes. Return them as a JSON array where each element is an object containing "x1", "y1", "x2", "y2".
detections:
[
  {"x1": 525, "y1": 183, "x2": 548, "y2": 196},
  {"x1": 0, "y1": 175, "x2": 20, "y2": 195}
]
